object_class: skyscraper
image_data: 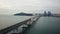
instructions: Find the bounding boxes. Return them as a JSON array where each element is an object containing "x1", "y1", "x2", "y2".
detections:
[
  {"x1": 47, "y1": 11, "x2": 51, "y2": 16},
  {"x1": 44, "y1": 11, "x2": 47, "y2": 16}
]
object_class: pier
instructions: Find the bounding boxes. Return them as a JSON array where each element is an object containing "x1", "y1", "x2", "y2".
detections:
[{"x1": 0, "y1": 15, "x2": 40, "y2": 34}]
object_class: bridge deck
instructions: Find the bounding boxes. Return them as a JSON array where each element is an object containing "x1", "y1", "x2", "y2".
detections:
[{"x1": 0, "y1": 15, "x2": 32, "y2": 30}]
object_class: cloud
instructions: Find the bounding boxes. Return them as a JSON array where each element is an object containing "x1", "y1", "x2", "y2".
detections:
[
  {"x1": 0, "y1": 0, "x2": 60, "y2": 14},
  {"x1": 0, "y1": 2, "x2": 12, "y2": 9}
]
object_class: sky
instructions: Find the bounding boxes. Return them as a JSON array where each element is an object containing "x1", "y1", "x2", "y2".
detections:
[{"x1": 0, "y1": 0, "x2": 60, "y2": 14}]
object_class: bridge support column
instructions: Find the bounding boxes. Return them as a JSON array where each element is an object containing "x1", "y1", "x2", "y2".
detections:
[{"x1": 12, "y1": 28, "x2": 20, "y2": 34}]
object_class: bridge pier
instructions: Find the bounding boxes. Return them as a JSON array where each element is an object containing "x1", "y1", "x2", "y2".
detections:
[
  {"x1": 20, "y1": 16, "x2": 40, "y2": 34},
  {"x1": 11, "y1": 16, "x2": 40, "y2": 34}
]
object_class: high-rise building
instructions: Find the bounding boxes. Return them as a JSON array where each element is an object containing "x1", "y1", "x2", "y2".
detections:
[
  {"x1": 44, "y1": 11, "x2": 47, "y2": 16},
  {"x1": 47, "y1": 11, "x2": 51, "y2": 16}
]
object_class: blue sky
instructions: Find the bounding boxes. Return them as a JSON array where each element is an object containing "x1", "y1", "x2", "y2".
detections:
[{"x1": 0, "y1": 0, "x2": 60, "y2": 14}]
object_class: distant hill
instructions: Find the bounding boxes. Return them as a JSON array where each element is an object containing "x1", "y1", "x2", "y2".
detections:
[{"x1": 14, "y1": 12, "x2": 33, "y2": 16}]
